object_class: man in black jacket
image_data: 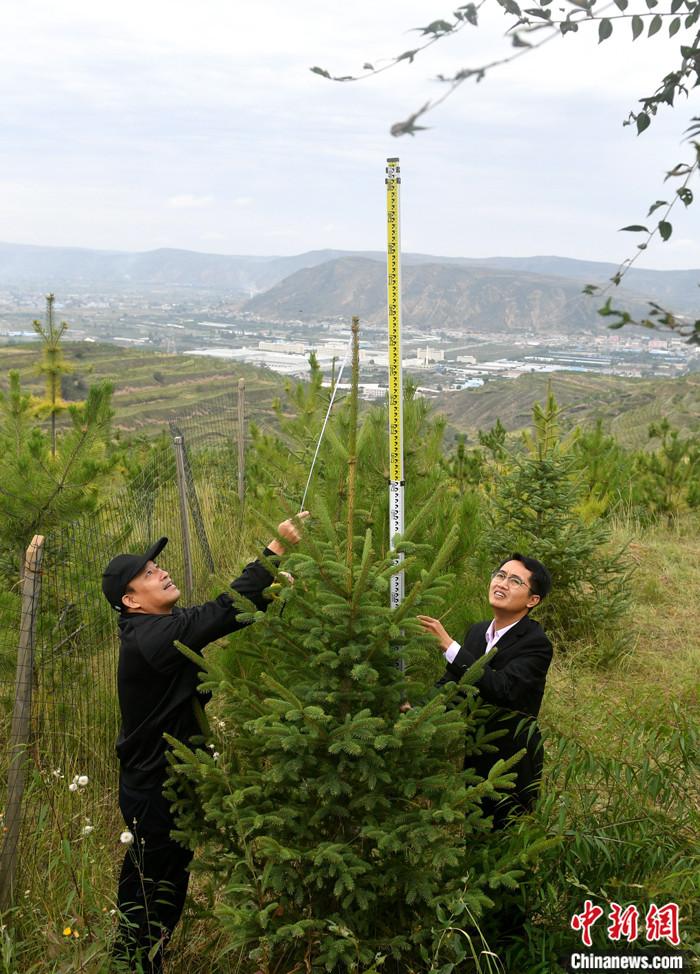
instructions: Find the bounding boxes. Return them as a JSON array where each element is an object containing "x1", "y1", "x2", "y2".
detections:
[
  {"x1": 418, "y1": 553, "x2": 552, "y2": 830},
  {"x1": 102, "y1": 513, "x2": 307, "y2": 971}
]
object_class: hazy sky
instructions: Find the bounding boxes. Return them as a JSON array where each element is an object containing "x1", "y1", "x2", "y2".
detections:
[{"x1": 3, "y1": 0, "x2": 699, "y2": 270}]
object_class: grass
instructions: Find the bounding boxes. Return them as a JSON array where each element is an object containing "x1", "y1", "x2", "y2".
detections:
[{"x1": 535, "y1": 515, "x2": 700, "y2": 968}]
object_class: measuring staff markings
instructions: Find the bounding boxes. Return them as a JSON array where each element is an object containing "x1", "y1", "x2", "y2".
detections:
[{"x1": 386, "y1": 157, "x2": 404, "y2": 612}]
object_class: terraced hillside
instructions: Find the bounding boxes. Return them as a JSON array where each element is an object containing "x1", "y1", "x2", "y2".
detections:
[
  {"x1": 433, "y1": 371, "x2": 700, "y2": 449},
  {"x1": 2, "y1": 341, "x2": 698, "y2": 449},
  {"x1": 0, "y1": 343, "x2": 286, "y2": 437}
]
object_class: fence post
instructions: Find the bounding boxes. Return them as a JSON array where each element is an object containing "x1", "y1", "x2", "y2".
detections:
[
  {"x1": 169, "y1": 424, "x2": 215, "y2": 573},
  {"x1": 237, "y1": 378, "x2": 246, "y2": 505},
  {"x1": 0, "y1": 535, "x2": 45, "y2": 911},
  {"x1": 173, "y1": 436, "x2": 194, "y2": 602}
]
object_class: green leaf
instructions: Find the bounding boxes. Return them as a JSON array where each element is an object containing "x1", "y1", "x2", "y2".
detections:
[
  {"x1": 496, "y1": 0, "x2": 522, "y2": 14},
  {"x1": 648, "y1": 13, "x2": 662, "y2": 35},
  {"x1": 677, "y1": 187, "x2": 693, "y2": 206},
  {"x1": 619, "y1": 224, "x2": 649, "y2": 233},
  {"x1": 669, "y1": 16, "x2": 681, "y2": 35},
  {"x1": 419, "y1": 19, "x2": 454, "y2": 35},
  {"x1": 636, "y1": 111, "x2": 651, "y2": 134},
  {"x1": 613, "y1": 0, "x2": 628, "y2": 8},
  {"x1": 665, "y1": 163, "x2": 692, "y2": 180},
  {"x1": 148, "y1": 942, "x2": 163, "y2": 964},
  {"x1": 647, "y1": 199, "x2": 668, "y2": 216},
  {"x1": 598, "y1": 18, "x2": 613, "y2": 41},
  {"x1": 658, "y1": 220, "x2": 673, "y2": 241},
  {"x1": 631, "y1": 15, "x2": 644, "y2": 38},
  {"x1": 671, "y1": 0, "x2": 682, "y2": 11},
  {"x1": 310, "y1": 66, "x2": 331, "y2": 79}
]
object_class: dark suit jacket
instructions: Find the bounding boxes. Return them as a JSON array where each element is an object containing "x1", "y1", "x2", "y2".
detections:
[{"x1": 437, "y1": 614, "x2": 553, "y2": 825}]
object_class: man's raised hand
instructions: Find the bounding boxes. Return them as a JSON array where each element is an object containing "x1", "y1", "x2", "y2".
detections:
[
  {"x1": 416, "y1": 614, "x2": 454, "y2": 652},
  {"x1": 268, "y1": 511, "x2": 310, "y2": 556}
]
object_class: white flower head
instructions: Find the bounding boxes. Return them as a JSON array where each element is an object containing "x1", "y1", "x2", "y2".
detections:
[
  {"x1": 119, "y1": 830, "x2": 134, "y2": 846},
  {"x1": 77, "y1": 775, "x2": 88, "y2": 787},
  {"x1": 68, "y1": 782, "x2": 78, "y2": 792},
  {"x1": 212, "y1": 751, "x2": 220, "y2": 761},
  {"x1": 52, "y1": 769, "x2": 63, "y2": 779},
  {"x1": 81, "y1": 825, "x2": 94, "y2": 836}
]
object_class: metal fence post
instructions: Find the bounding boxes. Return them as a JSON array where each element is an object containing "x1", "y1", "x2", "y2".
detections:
[
  {"x1": 237, "y1": 378, "x2": 246, "y2": 505},
  {"x1": 0, "y1": 535, "x2": 45, "y2": 911},
  {"x1": 173, "y1": 436, "x2": 194, "y2": 602}
]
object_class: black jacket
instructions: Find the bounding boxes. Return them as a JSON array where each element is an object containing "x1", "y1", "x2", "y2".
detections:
[
  {"x1": 116, "y1": 551, "x2": 275, "y2": 787},
  {"x1": 437, "y1": 614, "x2": 553, "y2": 822}
]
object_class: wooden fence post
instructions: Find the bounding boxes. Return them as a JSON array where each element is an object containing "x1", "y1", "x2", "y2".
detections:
[
  {"x1": 173, "y1": 436, "x2": 194, "y2": 602},
  {"x1": 237, "y1": 378, "x2": 246, "y2": 505},
  {"x1": 169, "y1": 424, "x2": 215, "y2": 573},
  {"x1": 0, "y1": 535, "x2": 45, "y2": 911}
]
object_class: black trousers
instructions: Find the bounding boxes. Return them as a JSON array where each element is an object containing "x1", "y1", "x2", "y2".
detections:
[{"x1": 114, "y1": 775, "x2": 194, "y2": 972}]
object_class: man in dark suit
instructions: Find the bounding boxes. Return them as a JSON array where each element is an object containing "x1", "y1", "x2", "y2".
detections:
[{"x1": 418, "y1": 553, "x2": 552, "y2": 830}]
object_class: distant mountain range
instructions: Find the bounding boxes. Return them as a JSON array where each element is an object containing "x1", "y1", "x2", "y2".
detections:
[{"x1": 1, "y1": 241, "x2": 698, "y2": 334}]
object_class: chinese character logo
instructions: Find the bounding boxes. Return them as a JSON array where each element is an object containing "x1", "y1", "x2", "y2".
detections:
[
  {"x1": 607, "y1": 903, "x2": 640, "y2": 942},
  {"x1": 571, "y1": 900, "x2": 605, "y2": 947},
  {"x1": 645, "y1": 903, "x2": 680, "y2": 946},
  {"x1": 570, "y1": 901, "x2": 680, "y2": 947}
]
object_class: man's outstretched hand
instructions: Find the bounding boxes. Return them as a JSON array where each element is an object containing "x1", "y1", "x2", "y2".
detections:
[
  {"x1": 416, "y1": 614, "x2": 454, "y2": 652},
  {"x1": 267, "y1": 511, "x2": 310, "y2": 556}
]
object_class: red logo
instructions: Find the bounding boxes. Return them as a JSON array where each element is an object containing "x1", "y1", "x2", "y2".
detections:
[{"x1": 570, "y1": 901, "x2": 680, "y2": 947}]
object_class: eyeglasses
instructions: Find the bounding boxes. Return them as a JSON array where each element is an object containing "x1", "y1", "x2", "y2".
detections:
[{"x1": 490, "y1": 569, "x2": 533, "y2": 592}]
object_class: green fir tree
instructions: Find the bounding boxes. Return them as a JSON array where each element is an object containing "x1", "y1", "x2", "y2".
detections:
[
  {"x1": 32, "y1": 292, "x2": 73, "y2": 457},
  {"x1": 0, "y1": 370, "x2": 113, "y2": 576},
  {"x1": 571, "y1": 419, "x2": 636, "y2": 517},
  {"x1": 165, "y1": 327, "x2": 554, "y2": 973},
  {"x1": 635, "y1": 419, "x2": 700, "y2": 521},
  {"x1": 483, "y1": 392, "x2": 629, "y2": 651}
]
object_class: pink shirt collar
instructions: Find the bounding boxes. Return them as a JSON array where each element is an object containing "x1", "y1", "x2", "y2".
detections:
[{"x1": 484, "y1": 617, "x2": 520, "y2": 653}]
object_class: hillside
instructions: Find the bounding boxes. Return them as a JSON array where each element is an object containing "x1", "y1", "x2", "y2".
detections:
[
  {"x1": 242, "y1": 256, "x2": 652, "y2": 335},
  {"x1": 0, "y1": 343, "x2": 285, "y2": 438},
  {"x1": 2, "y1": 342, "x2": 698, "y2": 451},
  {"x1": 432, "y1": 371, "x2": 700, "y2": 448}
]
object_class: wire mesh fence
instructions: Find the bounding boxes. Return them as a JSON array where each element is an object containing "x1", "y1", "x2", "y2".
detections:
[{"x1": 0, "y1": 386, "x2": 250, "y2": 906}]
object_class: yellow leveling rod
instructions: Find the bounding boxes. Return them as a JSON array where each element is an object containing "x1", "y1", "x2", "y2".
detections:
[{"x1": 386, "y1": 157, "x2": 404, "y2": 615}]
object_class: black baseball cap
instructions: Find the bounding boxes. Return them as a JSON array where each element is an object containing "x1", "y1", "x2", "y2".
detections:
[{"x1": 102, "y1": 537, "x2": 169, "y2": 612}]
